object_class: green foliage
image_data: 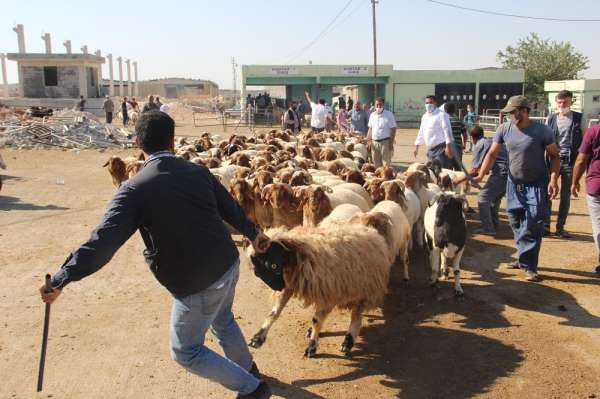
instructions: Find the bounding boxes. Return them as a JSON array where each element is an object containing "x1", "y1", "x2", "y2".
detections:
[{"x1": 497, "y1": 33, "x2": 589, "y2": 105}]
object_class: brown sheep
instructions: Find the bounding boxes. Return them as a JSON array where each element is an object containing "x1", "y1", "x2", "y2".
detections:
[
  {"x1": 319, "y1": 149, "x2": 337, "y2": 161},
  {"x1": 361, "y1": 163, "x2": 376, "y2": 173},
  {"x1": 103, "y1": 155, "x2": 145, "y2": 187},
  {"x1": 338, "y1": 150, "x2": 354, "y2": 160},
  {"x1": 297, "y1": 185, "x2": 333, "y2": 227},
  {"x1": 251, "y1": 157, "x2": 269, "y2": 170},
  {"x1": 326, "y1": 161, "x2": 346, "y2": 177},
  {"x1": 252, "y1": 170, "x2": 275, "y2": 196},
  {"x1": 289, "y1": 170, "x2": 312, "y2": 187},
  {"x1": 229, "y1": 178, "x2": 257, "y2": 223},
  {"x1": 297, "y1": 159, "x2": 317, "y2": 170},
  {"x1": 381, "y1": 180, "x2": 408, "y2": 210},
  {"x1": 275, "y1": 150, "x2": 293, "y2": 163},
  {"x1": 342, "y1": 169, "x2": 366, "y2": 186},
  {"x1": 363, "y1": 178, "x2": 385, "y2": 203},
  {"x1": 301, "y1": 146, "x2": 314, "y2": 159},
  {"x1": 277, "y1": 170, "x2": 294, "y2": 184},
  {"x1": 126, "y1": 161, "x2": 144, "y2": 179},
  {"x1": 307, "y1": 138, "x2": 321, "y2": 148},
  {"x1": 374, "y1": 165, "x2": 396, "y2": 181},
  {"x1": 261, "y1": 183, "x2": 303, "y2": 228},
  {"x1": 346, "y1": 142, "x2": 355, "y2": 152},
  {"x1": 234, "y1": 167, "x2": 252, "y2": 179},
  {"x1": 266, "y1": 139, "x2": 283, "y2": 150},
  {"x1": 234, "y1": 153, "x2": 252, "y2": 168}
]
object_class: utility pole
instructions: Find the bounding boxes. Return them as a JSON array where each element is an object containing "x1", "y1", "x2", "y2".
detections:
[
  {"x1": 371, "y1": 0, "x2": 378, "y2": 102},
  {"x1": 232, "y1": 57, "x2": 238, "y2": 106}
]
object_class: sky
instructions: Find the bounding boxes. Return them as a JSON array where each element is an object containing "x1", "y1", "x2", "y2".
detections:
[{"x1": 2, "y1": 0, "x2": 600, "y2": 88}]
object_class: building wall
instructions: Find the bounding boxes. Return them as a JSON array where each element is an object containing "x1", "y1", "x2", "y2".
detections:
[
  {"x1": 138, "y1": 80, "x2": 219, "y2": 99},
  {"x1": 21, "y1": 65, "x2": 80, "y2": 98}
]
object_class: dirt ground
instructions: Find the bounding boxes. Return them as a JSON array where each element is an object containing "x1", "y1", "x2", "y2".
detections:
[{"x1": 1, "y1": 127, "x2": 600, "y2": 399}]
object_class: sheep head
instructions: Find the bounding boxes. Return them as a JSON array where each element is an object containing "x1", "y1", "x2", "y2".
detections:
[
  {"x1": 374, "y1": 166, "x2": 396, "y2": 181},
  {"x1": 338, "y1": 150, "x2": 354, "y2": 160},
  {"x1": 343, "y1": 169, "x2": 366, "y2": 186},
  {"x1": 301, "y1": 146, "x2": 314, "y2": 159},
  {"x1": 363, "y1": 178, "x2": 385, "y2": 203},
  {"x1": 361, "y1": 163, "x2": 376, "y2": 173},
  {"x1": 300, "y1": 186, "x2": 333, "y2": 226},
  {"x1": 382, "y1": 181, "x2": 408, "y2": 210},
  {"x1": 289, "y1": 170, "x2": 312, "y2": 187},
  {"x1": 103, "y1": 156, "x2": 127, "y2": 187},
  {"x1": 405, "y1": 171, "x2": 427, "y2": 192},
  {"x1": 320, "y1": 149, "x2": 337, "y2": 161}
]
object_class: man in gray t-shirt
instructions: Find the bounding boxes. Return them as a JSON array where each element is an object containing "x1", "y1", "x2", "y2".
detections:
[{"x1": 474, "y1": 95, "x2": 560, "y2": 281}]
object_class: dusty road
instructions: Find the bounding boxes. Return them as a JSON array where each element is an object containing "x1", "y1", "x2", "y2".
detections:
[{"x1": 1, "y1": 129, "x2": 599, "y2": 399}]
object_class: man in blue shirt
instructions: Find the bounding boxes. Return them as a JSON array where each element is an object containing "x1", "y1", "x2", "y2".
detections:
[
  {"x1": 348, "y1": 101, "x2": 368, "y2": 135},
  {"x1": 469, "y1": 125, "x2": 508, "y2": 235},
  {"x1": 474, "y1": 96, "x2": 560, "y2": 281}
]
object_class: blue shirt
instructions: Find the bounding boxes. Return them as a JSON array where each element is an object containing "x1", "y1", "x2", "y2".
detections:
[
  {"x1": 472, "y1": 137, "x2": 508, "y2": 176},
  {"x1": 348, "y1": 109, "x2": 368, "y2": 134},
  {"x1": 465, "y1": 111, "x2": 477, "y2": 127},
  {"x1": 493, "y1": 121, "x2": 555, "y2": 183}
]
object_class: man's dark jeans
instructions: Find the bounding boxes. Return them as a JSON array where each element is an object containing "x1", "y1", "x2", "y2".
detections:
[{"x1": 545, "y1": 162, "x2": 572, "y2": 231}]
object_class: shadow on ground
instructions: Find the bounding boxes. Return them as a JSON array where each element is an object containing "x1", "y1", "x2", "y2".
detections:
[{"x1": 0, "y1": 195, "x2": 68, "y2": 211}]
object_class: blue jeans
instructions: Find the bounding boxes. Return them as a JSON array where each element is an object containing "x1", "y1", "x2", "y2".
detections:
[
  {"x1": 506, "y1": 176, "x2": 549, "y2": 273},
  {"x1": 478, "y1": 174, "x2": 507, "y2": 232},
  {"x1": 427, "y1": 143, "x2": 454, "y2": 169},
  {"x1": 170, "y1": 259, "x2": 259, "y2": 395},
  {"x1": 545, "y1": 162, "x2": 573, "y2": 230}
]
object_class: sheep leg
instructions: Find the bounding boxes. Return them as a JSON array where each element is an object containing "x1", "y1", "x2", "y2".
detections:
[
  {"x1": 453, "y1": 248, "x2": 465, "y2": 297},
  {"x1": 429, "y1": 247, "x2": 441, "y2": 286},
  {"x1": 341, "y1": 305, "x2": 364, "y2": 356},
  {"x1": 415, "y1": 218, "x2": 425, "y2": 248},
  {"x1": 249, "y1": 289, "x2": 292, "y2": 348},
  {"x1": 402, "y1": 248, "x2": 410, "y2": 282},
  {"x1": 439, "y1": 254, "x2": 450, "y2": 281},
  {"x1": 305, "y1": 307, "x2": 332, "y2": 358}
]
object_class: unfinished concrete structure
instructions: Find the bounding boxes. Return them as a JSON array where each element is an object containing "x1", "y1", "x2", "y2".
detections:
[{"x1": 138, "y1": 78, "x2": 218, "y2": 99}]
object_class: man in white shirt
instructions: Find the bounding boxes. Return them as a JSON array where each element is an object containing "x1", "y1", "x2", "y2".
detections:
[
  {"x1": 414, "y1": 95, "x2": 455, "y2": 168},
  {"x1": 367, "y1": 97, "x2": 397, "y2": 167},
  {"x1": 305, "y1": 91, "x2": 330, "y2": 133}
]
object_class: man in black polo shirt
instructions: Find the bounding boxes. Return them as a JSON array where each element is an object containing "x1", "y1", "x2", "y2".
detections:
[{"x1": 39, "y1": 111, "x2": 272, "y2": 398}]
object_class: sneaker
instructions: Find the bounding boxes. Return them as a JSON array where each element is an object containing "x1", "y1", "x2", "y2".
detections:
[
  {"x1": 543, "y1": 228, "x2": 551, "y2": 237},
  {"x1": 249, "y1": 362, "x2": 260, "y2": 379},
  {"x1": 507, "y1": 261, "x2": 520, "y2": 269},
  {"x1": 555, "y1": 229, "x2": 571, "y2": 239},
  {"x1": 594, "y1": 265, "x2": 600, "y2": 276},
  {"x1": 525, "y1": 270, "x2": 541, "y2": 282},
  {"x1": 237, "y1": 381, "x2": 272, "y2": 399}
]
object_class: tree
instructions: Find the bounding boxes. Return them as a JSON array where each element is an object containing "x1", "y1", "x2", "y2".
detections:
[{"x1": 497, "y1": 33, "x2": 589, "y2": 105}]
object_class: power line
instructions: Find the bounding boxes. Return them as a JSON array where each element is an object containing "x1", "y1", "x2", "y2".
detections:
[
  {"x1": 283, "y1": 0, "x2": 355, "y2": 64},
  {"x1": 427, "y1": 0, "x2": 600, "y2": 22}
]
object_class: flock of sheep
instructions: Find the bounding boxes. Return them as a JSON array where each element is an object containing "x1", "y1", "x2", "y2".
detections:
[{"x1": 104, "y1": 129, "x2": 470, "y2": 357}]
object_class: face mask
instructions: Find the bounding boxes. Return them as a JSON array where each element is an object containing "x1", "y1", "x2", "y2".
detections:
[
  {"x1": 559, "y1": 106, "x2": 571, "y2": 113},
  {"x1": 376, "y1": 107, "x2": 384, "y2": 114},
  {"x1": 425, "y1": 104, "x2": 435, "y2": 113}
]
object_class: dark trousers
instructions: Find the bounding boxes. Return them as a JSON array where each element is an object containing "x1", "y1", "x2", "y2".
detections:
[
  {"x1": 506, "y1": 176, "x2": 549, "y2": 273},
  {"x1": 427, "y1": 143, "x2": 454, "y2": 169},
  {"x1": 478, "y1": 173, "x2": 507, "y2": 232},
  {"x1": 105, "y1": 112, "x2": 113, "y2": 124},
  {"x1": 545, "y1": 162, "x2": 573, "y2": 230}
]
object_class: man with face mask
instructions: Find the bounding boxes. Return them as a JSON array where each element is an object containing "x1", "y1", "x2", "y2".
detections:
[
  {"x1": 414, "y1": 95, "x2": 455, "y2": 168},
  {"x1": 367, "y1": 97, "x2": 397, "y2": 167},
  {"x1": 474, "y1": 95, "x2": 560, "y2": 282},
  {"x1": 543, "y1": 90, "x2": 583, "y2": 238}
]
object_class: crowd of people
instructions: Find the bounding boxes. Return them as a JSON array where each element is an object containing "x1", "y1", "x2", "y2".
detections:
[{"x1": 102, "y1": 95, "x2": 165, "y2": 127}]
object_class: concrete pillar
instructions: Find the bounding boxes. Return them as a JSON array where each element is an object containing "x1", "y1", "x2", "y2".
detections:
[
  {"x1": 78, "y1": 65, "x2": 88, "y2": 98},
  {"x1": 41, "y1": 33, "x2": 52, "y2": 54},
  {"x1": 126, "y1": 59, "x2": 132, "y2": 97},
  {"x1": 63, "y1": 40, "x2": 72, "y2": 54},
  {"x1": 475, "y1": 82, "x2": 480, "y2": 114},
  {"x1": 13, "y1": 24, "x2": 25, "y2": 53},
  {"x1": 240, "y1": 66, "x2": 246, "y2": 118},
  {"x1": 95, "y1": 50, "x2": 102, "y2": 97},
  {"x1": 107, "y1": 54, "x2": 114, "y2": 96},
  {"x1": 133, "y1": 61, "x2": 139, "y2": 97},
  {"x1": 80, "y1": 45, "x2": 88, "y2": 55},
  {"x1": 117, "y1": 56, "x2": 123, "y2": 97},
  {"x1": 1, "y1": 54, "x2": 8, "y2": 98}
]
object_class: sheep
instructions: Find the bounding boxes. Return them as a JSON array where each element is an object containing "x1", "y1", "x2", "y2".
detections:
[
  {"x1": 300, "y1": 185, "x2": 371, "y2": 226},
  {"x1": 424, "y1": 192, "x2": 467, "y2": 296},
  {"x1": 261, "y1": 183, "x2": 303, "y2": 228},
  {"x1": 381, "y1": 179, "x2": 423, "y2": 250},
  {"x1": 103, "y1": 154, "x2": 144, "y2": 187},
  {"x1": 319, "y1": 203, "x2": 363, "y2": 228},
  {"x1": 331, "y1": 183, "x2": 374, "y2": 208},
  {"x1": 210, "y1": 164, "x2": 238, "y2": 189},
  {"x1": 246, "y1": 222, "x2": 394, "y2": 357},
  {"x1": 341, "y1": 169, "x2": 366, "y2": 186},
  {"x1": 229, "y1": 178, "x2": 257, "y2": 223},
  {"x1": 356, "y1": 200, "x2": 411, "y2": 280},
  {"x1": 374, "y1": 165, "x2": 396, "y2": 181},
  {"x1": 363, "y1": 178, "x2": 385, "y2": 203}
]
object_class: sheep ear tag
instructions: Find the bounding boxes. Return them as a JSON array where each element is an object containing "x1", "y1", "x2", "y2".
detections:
[{"x1": 250, "y1": 242, "x2": 288, "y2": 291}]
